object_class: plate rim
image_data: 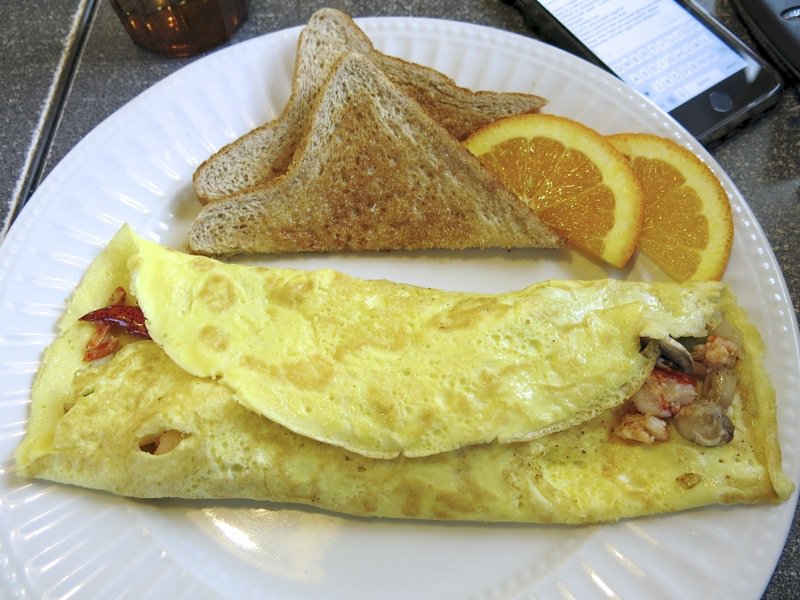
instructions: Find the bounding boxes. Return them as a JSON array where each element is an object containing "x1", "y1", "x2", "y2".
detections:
[{"x1": 0, "y1": 15, "x2": 798, "y2": 600}]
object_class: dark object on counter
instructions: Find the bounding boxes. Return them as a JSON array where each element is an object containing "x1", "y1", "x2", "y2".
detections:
[
  {"x1": 501, "y1": 0, "x2": 784, "y2": 144},
  {"x1": 109, "y1": 0, "x2": 248, "y2": 58},
  {"x1": 731, "y1": 0, "x2": 800, "y2": 81}
]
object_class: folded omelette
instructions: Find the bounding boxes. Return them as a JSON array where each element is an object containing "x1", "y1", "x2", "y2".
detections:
[{"x1": 14, "y1": 226, "x2": 793, "y2": 524}]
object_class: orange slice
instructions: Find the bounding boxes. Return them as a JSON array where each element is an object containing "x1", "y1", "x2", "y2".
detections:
[
  {"x1": 464, "y1": 113, "x2": 643, "y2": 268},
  {"x1": 608, "y1": 133, "x2": 733, "y2": 281}
]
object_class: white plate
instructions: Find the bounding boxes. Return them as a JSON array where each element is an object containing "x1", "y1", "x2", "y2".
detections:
[{"x1": 0, "y1": 17, "x2": 797, "y2": 600}]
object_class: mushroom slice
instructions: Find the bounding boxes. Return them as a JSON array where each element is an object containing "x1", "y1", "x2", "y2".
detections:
[
  {"x1": 642, "y1": 336, "x2": 694, "y2": 373},
  {"x1": 674, "y1": 403, "x2": 734, "y2": 447}
]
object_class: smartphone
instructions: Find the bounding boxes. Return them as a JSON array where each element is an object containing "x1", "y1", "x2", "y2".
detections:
[{"x1": 504, "y1": 0, "x2": 784, "y2": 143}]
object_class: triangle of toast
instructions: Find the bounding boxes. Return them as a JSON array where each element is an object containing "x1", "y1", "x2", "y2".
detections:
[{"x1": 187, "y1": 52, "x2": 559, "y2": 256}]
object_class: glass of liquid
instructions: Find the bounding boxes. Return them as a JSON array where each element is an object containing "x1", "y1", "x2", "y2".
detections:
[{"x1": 109, "y1": 0, "x2": 249, "y2": 58}]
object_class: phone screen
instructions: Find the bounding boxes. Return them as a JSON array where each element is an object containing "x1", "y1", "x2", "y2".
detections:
[{"x1": 537, "y1": 0, "x2": 748, "y2": 113}]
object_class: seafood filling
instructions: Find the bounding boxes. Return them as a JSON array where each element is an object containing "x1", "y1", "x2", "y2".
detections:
[{"x1": 613, "y1": 330, "x2": 740, "y2": 447}]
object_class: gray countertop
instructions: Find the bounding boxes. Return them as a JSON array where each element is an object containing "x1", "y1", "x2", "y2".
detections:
[{"x1": 1, "y1": 0, "x2": 797, "y2": 597}]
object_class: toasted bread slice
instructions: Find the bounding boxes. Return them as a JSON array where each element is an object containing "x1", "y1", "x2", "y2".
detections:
[
  {"x1": 187, "y1": 53, "x2": 559, "y2": 256},
  {"x1": 192, "y1": 8, "x2": 547, "y2": 204}
]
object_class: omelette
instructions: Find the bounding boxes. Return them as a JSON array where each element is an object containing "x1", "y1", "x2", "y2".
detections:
[
  {"x1": 14, "y1": 226, "x2": 793, "y2": 524},
  {"x1": 29, "y1": 226, "x2": 721, "y2": 460}
]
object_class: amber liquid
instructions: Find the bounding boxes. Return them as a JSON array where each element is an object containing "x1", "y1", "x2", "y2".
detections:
[{"x1": 111, "y1": 0, "x2": 248, "y2": 57}]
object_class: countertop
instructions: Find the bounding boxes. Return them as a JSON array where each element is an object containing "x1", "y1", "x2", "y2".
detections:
[{"x1": 0, "y1": 1, "x2": 797, "y2": 597}]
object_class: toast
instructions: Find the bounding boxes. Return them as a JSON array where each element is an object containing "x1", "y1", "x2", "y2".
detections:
[
  {"x1": 192, "y1": 8, "x2": 547, "y2": 204},
  {"x1": 187, "y1": 53, "x2": 560, "y2": 256}
]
